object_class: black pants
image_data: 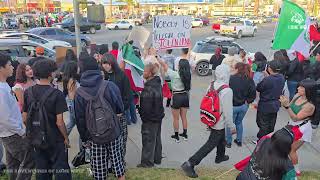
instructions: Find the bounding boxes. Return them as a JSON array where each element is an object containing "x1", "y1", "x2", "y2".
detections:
[
  {"x1": 141, "y1": 121, "x2": 162, "y2": 166},
  {"x1": 256, "y1": 111, "x2": 277, "y2": 139},
  {"x1": 188, "y1": 129, "x2": 226, "y2": 166},
  {"x1": 1, "y1": 134, "x2": 34, "y2": 180},
  {"x1": 34, "y1": 142, "x2": 71, "y2": 180}
]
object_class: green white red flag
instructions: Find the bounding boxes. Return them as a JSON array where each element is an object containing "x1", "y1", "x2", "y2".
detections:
[{"x1": 272, "y1": 0, "x2": 311, "y2": 58}]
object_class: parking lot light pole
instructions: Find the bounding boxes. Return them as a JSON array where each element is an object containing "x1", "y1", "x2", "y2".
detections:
[{"x1": 73, "y1": 0, "x2": 82, "y2": 58}]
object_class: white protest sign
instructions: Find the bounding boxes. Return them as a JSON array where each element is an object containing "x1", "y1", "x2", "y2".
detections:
[
  {"x1": 127, "y1": 26, "x2": 150, "y2": 49},
  {"x1": 153, "y1": 16, "x2": 192, "y2": 50}
]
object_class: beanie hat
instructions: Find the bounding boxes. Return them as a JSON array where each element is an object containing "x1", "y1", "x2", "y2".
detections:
[
  {"x1": 78, "y1": 52, "x2": 99, "y2": 73},
  {"x1": 36, "y1": 46, "x2": 44, "y2": 55},
  {"x1": 228, "y1": 47, "x2": 237, "y2": 56}
]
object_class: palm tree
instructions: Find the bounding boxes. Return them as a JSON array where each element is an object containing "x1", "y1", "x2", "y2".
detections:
[{"x1": 117, "y1": 0, "x2": 136, "y2": 15}]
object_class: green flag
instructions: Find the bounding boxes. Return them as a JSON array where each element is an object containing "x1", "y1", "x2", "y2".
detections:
[{"x1": 272, "y1": 0, "x2": 310, "y2": 57}]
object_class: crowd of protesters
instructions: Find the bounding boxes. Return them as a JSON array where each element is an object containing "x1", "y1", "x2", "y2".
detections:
[{"x1": 0, "y1": 36, "x2": 319, "y2": 180}]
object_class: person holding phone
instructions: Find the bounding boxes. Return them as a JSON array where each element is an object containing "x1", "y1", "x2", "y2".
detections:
[
  {"x1": 279, "y1": 79, "x2": 316, "y2": 176},
  {"x1": 255, "y1": 60, "x2": 285, "y2": 141}
]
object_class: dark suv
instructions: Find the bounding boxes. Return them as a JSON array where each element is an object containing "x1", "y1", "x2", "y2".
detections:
[{"x1": 53, "y1": 17, "x2": 101, "y2": 34}]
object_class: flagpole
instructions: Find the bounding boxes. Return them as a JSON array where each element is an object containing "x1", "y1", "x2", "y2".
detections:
[
  {"x1": 215, "y1": 167, "x2": 235, "y2": 179},
  {"x1": 309, "y1": 41, "x2": 320, "y2": 56}
]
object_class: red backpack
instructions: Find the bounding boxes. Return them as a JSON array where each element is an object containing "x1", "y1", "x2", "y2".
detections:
[{"x1": 200, "y1": 82, "x2": 229, "y2": 127}]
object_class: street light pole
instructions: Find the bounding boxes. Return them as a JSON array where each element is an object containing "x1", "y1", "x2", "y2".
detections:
[{"x1": 73, "y1": 0, "x2": 82, "y2": 58}]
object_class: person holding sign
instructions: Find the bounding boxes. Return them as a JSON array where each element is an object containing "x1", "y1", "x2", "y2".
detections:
[{"x1": 156, "y1": 48, "x2": 191, "y2": 143}]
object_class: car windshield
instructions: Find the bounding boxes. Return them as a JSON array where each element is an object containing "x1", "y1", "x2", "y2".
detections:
[{"x1": 192, "y1": 42, "x2": 204, "y2": 53}]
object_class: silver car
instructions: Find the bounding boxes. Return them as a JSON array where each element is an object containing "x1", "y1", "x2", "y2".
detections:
[{"x1": 0, "y1": 38, "x2": 56, "y2": 64}]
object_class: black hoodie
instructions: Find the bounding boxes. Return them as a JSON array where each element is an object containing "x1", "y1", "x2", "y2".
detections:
[
  {"x1": 75, "y1": 70, "x2": 124, "y2": 142},
  {"x1": 138, "y1": 76, "x2": 165, "y2": 123}
]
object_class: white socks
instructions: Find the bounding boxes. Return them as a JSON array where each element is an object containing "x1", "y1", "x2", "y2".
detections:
[{"x1": 294, "y1": 164, "x2": 300, "y2": 173}]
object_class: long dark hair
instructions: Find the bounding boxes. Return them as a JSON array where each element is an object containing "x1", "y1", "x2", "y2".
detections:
[
  {"x1": 254, "y1": 126, "x2": 294, "y2": 179},
  {"x1": 62, "y1": 61, "x2": 79, "y2": 97},
  {"x1": 254, "y1": 52, "x2": 267, "y2": 72},
  {"x1": 179, "y1": 59, "x2": 191, "y2": 91},
  {"x1": 298, "y1": 79, "x2": 316, "y2": 104},
  {"x1": 65, "y1": 49, "x2": 77, "y2": 62},
  {"x1": 101, "y1": 53, "x2": 121, "y2": 73}
]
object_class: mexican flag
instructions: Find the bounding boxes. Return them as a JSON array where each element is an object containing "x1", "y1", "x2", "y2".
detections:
[
  {"x1": 119, "y1": 44, "x2": 144, "y2": 91},
  {"x1": 272, "y1": 0, "x2": 311, "y2": 58}
]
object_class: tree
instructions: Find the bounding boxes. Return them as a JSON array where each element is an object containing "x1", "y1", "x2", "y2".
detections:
[
  {"x1": 117, "y1": 0, "x2": 136, "y2": 15},
  {"x1": 225, "y1": 0, "x2": 238, "y2": 6},
  {"x1": 254, "y1": 0, "x2": 259, "y2": 16}
]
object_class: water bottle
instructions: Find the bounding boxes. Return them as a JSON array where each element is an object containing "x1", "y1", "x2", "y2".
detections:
[{"x1": 85, "y1": 147, "x2": 91, "y2": 163}]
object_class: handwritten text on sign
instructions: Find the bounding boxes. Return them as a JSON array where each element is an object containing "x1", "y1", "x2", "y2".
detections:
[{"x1": 153, "y1": 16, "x2": 192, "y2": 50}]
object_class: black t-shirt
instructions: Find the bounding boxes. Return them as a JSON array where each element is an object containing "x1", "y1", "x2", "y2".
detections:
[{"x1": 23, "y1": 84, "x2": 68, "y2": 143}]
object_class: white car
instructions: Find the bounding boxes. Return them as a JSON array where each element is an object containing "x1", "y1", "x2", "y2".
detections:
[
  {"x1": 190, "y1": 36, "x2": 254, "y2": 76},
  {"x1": 0, "y1": 33, "x2": 72, "y2": 50},
  {"x1": 107, "y1": 20, "x2": 135, "y2": 30},
  {"x1": 191, "y1": 18, "x2": 203, "y2": 28},
  {"x1": 220, "y1": 19, "x2": 257, "y2": 39}
]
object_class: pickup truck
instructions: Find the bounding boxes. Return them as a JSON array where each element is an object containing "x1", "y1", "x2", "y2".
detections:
[
  {"x1": 219, "y1": 20, "x2": 257, "y2": 39},
  {"x1": 53, "y1": 17, "x2": 102, "y2": 34}
]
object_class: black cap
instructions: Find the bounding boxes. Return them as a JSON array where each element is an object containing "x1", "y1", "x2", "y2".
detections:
[{"x1": 268, "y1": 60, "x2": 282, "y2": 72}]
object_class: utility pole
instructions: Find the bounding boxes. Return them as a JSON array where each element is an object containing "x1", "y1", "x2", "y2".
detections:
[
  {"x1": 73, "y1": 0, "x2": 82, "y2": 58},
  {"x1": 110, "y1": 0, "x2": 112, "y2": 18},
  {"x1": 242, "y1": 0, "x2": 245, "y2": 16}
]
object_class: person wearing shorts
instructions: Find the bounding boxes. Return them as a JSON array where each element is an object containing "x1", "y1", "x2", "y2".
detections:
[{"x1": 157, "y1": 48, "x2": 191, "y2": 143}]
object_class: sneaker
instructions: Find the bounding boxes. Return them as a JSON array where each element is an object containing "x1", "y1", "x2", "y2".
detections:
[
  {"x1": 179, "y1": 133, "x2": 188, "y2": 141},
  {"x1": 171, "y1": 135, "x2": 180, "y2": 143},
  {"x1": 181, "y1": 161, "x2": 198, "y2": 178},
  {"x1": 234, "y1": 139, "x2": 242, "y2": 147},
  {"x1": 215, "y1": 155, "x2": 229, "y2": 164},
  {"x1": 226, "y1": 143, "x2": 232, "y2": 148}
]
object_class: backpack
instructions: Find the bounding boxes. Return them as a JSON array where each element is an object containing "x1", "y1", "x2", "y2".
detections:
[
  {"x1": 26, "y1": 87, "x2": 55, "y2": 149},
  {"x1": 77, "y1": 81, "x2": 121, "y2": 144},
  {"x1": 200, "y1": 82, "x2": 229, "y2": 127}
]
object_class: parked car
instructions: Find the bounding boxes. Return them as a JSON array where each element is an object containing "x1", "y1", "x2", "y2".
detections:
[
  {"x1": 192, "y1": 18, "x2": 203, "y2": 28},
  {"x1": 200, "y1": 17, "x2": 210, "y2": 26},
  {"x1": 220, "y1": 19, "x2": 257, "y2": 39},
  {"x1": 0, "y1": 33, "x2": 71, "y2": 50},
  {"x1": 127, "y1": 15, "x2": 145, "y2": 25},
  {"x1": 0, "y1": 38, "x2": 55, "y2": 63},
  {"x1": 53, "y1": 17, "x2": 102, "y2": 34},
  {"x1": 26, "y1": 27, "x2": 91, "y2": 48},
  {"x1": 106, "y1": 20, "x2": 135, "y2": 30},
  {"x1": 190, "y1": 36, "x2": 253, "y2": 76}
]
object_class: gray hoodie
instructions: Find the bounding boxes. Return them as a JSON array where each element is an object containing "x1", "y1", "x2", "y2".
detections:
[{"x1": 208, "y1": 64, "x2": 235, "y2": 130}]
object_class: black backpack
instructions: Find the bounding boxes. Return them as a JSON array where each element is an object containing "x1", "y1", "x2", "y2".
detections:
[
  {"x1": 77, "y1": 81, "x2": 121, "y2": 144},
  {"x1": 26, "y1": 87, "x2": 55, "y2": 149}
]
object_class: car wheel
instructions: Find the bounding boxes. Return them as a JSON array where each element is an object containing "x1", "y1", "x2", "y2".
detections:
[
  {"x1": 252, "y1": 29, "x2": 257, "y2": 37},
  {"x1": 196, "y1": 61, "x2": 210, "y2": 76},
  {"x1": 129, "y1": 26, "x2": 133, "y2": 30},
  {"x1": 81, "y1": 40, "x2": 87, "y2": 48},
  {"x1": 237, "y1": 31, "x2": 242, "y2": 39},
  {"x1": 115, "y1": 26, "x2": 119, "y2": 30},
  {"x1": 89, "y1": 27, "x2": 96, "y2": 34}
]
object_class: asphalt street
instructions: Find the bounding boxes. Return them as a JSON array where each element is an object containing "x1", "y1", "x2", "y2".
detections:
[
  {"x1": 67, "y1": 23, "x2": 320, "y2": 173},
  {"x1": 87, "y1": 23, "x2": 276, "y2": 57}
]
